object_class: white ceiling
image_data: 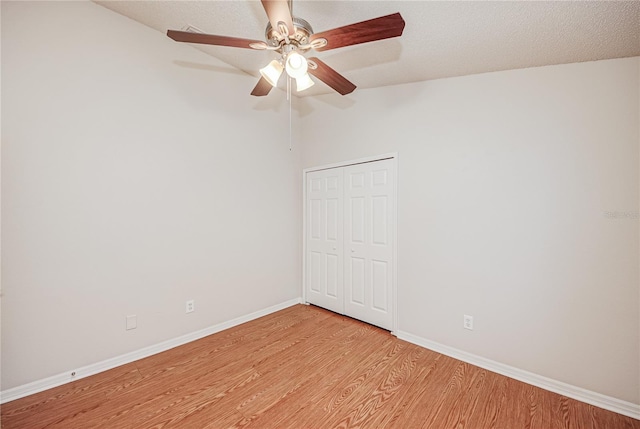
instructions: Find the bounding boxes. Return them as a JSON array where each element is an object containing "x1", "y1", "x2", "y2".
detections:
[{"x1": 96, "y1": 1, "x2": 640, "y2": 97}]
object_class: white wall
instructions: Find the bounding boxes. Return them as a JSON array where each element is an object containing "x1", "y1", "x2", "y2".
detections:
[
  {"x1": 0, "y1": 0, "x2": 3, "y2": 395},
  {"x1": 300, "y1": 58, "x2": 640, "y2": 404},
  {"x1": 1, "y1": 1, "x2": 301, "y2": 390}
]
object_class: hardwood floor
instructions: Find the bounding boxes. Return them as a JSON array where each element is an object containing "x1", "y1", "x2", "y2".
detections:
[{"x1": 2, "y1": 304, "x2": 638, "y2": 428}]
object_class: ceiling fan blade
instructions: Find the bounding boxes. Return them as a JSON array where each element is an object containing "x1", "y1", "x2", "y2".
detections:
[
  {"x1": 251, "y1": 77, "x2": 273, "y2": 97},
  {"x1": 309, "y1": 12, "x2": 405, "y2": 52},
  {"x1": 307, "y1": 57, "x2": 356, "y2": 96},
  {"x1": 261, "y1": 0, "x2": 295, "y2": 37},
  {"x1": 167, "y1": 30, "x2": 263, "y2": 49}
]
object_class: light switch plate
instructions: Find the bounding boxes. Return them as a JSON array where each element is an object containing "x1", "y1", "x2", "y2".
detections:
[{"x1": 126, "y1": 315, "x2": 137, "y2": 330}]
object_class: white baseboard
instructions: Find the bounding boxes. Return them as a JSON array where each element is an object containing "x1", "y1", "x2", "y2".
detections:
[
  {"x1": 0, "y1": 298, "x2": 302, "y2": 404},
  {"x1": 396, "y1": 330, "x2": 640, "y2": 421}
]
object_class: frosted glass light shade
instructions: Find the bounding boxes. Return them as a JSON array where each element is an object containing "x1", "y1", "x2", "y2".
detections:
[
  {"x1": 260, "y1": 60, "x2": 283, "y2": 87},
  {"x1": 285, "y1": 52, "x2": 308, "y2": 79},
  {"x1": 296, "y1": 73, "x2": 315, "y2": 92}
]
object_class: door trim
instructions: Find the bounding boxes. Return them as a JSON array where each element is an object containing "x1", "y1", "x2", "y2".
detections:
[{"x1": 302, "y1": 153, "x2": 399, "y2": 335}]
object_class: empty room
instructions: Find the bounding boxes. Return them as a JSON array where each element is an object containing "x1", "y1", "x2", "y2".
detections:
[{"x1": 1, "y1": 1, "x2": 639, "y2": 428}]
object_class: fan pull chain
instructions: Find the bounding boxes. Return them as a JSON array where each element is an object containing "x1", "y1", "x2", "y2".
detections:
[
  {"x1": 288, "y1": 76, "x2": 292, "y2": 151},
  {"x1": 286, "y1": 74, "x2": 290, "y2": 102}
]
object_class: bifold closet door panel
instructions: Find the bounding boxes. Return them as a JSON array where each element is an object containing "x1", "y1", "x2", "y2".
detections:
[
  {"x1": 305, "y1": 168, "x2": 344, "y2": 315},
  {"x1": 343, "y1": 159, "x2": 394, "y2": 330}
]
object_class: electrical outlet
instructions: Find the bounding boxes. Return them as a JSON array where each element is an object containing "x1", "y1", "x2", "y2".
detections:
[
  {"x1": 126, "y1": 315, "x2": 137, "y2": 330},
  {"x1": 463, "y1": 314, "x2": 473, "y2": 330},
  {"x1": 186, "y1": 300, "x2": 195, "y2": 313}
]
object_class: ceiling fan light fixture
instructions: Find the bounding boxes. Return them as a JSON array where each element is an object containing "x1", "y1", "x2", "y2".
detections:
[
  {"x1": 260, "y1": 60, "x2": 284, "y2": 87},
  {"x1": 285, "y1": 51, "x2": 308, "y2": 79},
  {"x1": 295, "y1": 73, "x2": 315, "y2": 92}
]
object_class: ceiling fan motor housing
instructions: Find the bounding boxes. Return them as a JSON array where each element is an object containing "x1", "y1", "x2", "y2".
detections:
[{"x1": 265, "y1": 17, "x2": 314, "y2": 51}]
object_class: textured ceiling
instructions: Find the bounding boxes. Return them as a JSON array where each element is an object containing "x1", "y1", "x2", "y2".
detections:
[{"x1": 96, "y1": 1, "x2": 640, "y2": 97}]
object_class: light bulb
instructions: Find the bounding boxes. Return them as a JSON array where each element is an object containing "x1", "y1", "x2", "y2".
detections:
[
  {"x1": 296, "y1": 73, "x2": 315, "y2": 92},
  {"x1": 285, "y1": 52, "x2": 308, "y2": 79},
  {"x1": 289, "y1": 54, "x2": 302, "y2": 69},
  {"x1": 259, "y1": 60, "x2": 283, "y2": 87}
]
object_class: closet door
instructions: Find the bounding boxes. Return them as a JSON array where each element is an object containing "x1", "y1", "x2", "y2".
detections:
[
  {"x1": 305, "y1": 158, "x2": 395, "y2": 331},
  {"x1": 343, "y1": 159, "x2": 394, "y2": 330},
  {"x1": 305, "y1": 168, "x2": 344, "y2": 315}
]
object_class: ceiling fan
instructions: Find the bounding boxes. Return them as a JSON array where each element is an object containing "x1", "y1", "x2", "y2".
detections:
[{"x1": 167, "y1": 0, "x2": 405, "y2": 97}]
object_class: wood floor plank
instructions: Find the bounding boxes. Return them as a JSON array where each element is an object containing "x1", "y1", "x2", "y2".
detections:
[
  {"x1": 233, "y1": 321, "x2": 397, "y2": 428},
  {"x1": 143, "y1": 318, "x2": 352, "y2": 428},
  {"x1": 438, "y1": 365, "x2": 490, "y2": 428},
  {"x1": 231, "y1": 320, "x2": 389, "y2": 426},
  {"x1": 1, "y1": 362, "x2": 142, "y2": 429},
  {"x1": 458, "y1": 369, "x2": 502, "y2": 429},
  {"x1": 385, "y1": 355, "x2": 465, "y2": 428},
  {"x1": 111, "y1": 307, "x2": 350, "y2": 428},
  {"x1": 319, "y1": 343, "x2": 422, "y2": 428},
  {"x1": 345, "y1": 344, "x2": 430, "y2": 428},
  {"x1": 283, "y1": 338, "x2": 403, "y2": 427},
  {"x1": 93, "y1": 308, "x2": 338, "y2": 428},
  {"x1": 493, "y1": 375, "x2": 529, "y2": 428},
  {"x1": 2, "y1": 304, "x2": 638, "y2": 429},
  {"x1": 375, "y1": 350, "x2": 447, "y2": 428}
]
